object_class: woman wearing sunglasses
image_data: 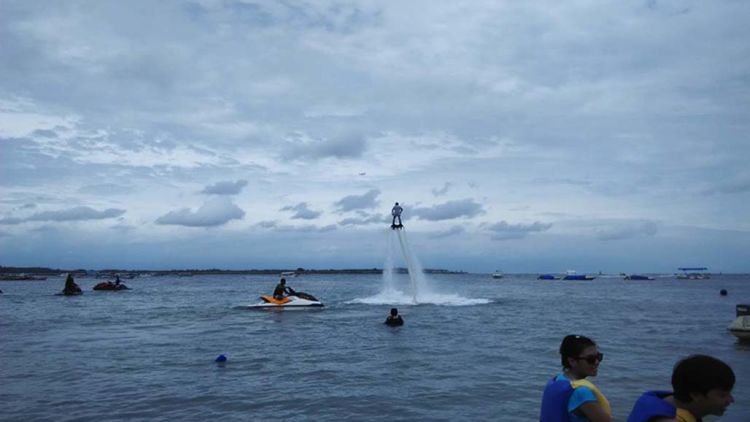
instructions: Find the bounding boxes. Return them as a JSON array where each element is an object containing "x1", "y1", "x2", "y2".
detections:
[{"x1": 540, "y1": 334, "x2": 611, "y2": 422}]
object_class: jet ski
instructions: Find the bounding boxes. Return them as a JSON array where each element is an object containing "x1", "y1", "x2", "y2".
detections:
[
  {"x1": 93, "y1": 281, "x2": 129, "y2": 291},
  {"x1": 239, "y1": 288, "x2": 324, "y2": 309},
  {"x1": 728, "y1": 304, "x2": 750, "y2": 341}
]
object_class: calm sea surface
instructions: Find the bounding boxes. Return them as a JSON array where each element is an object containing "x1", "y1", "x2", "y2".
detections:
[{"x1": 1, "y1": 273, "x2": 748, "y2": 421}]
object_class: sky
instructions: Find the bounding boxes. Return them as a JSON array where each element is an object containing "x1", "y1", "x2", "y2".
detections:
[{"x1": 1, "y1": 0, "x2": 749, "y2": 273}]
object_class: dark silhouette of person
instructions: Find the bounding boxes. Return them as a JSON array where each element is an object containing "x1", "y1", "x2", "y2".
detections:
[
  {"x1": 391, "y1": 202, "x2": 403, "y2": 228},
  {"x1": 273, "y1": 278, "x2": 292, "y2": 300},
  {"x1": 62, "y1": 273, "x2": 82, "y2": 295},
  {"x1": 384, "y1": 308, "x2": 404, "y2": 326}
]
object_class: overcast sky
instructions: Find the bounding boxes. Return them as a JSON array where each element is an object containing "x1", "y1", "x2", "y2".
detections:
[{"x1": 1, "y1": 0, "x2": 749, "y2": 273}]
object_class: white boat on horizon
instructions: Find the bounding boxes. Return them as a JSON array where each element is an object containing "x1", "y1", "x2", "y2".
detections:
[{"x1": 675, "y1": 267, "x2": 710, "y2": 280}]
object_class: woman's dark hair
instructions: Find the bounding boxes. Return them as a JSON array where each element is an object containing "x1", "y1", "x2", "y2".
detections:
[
  {"x1": 672, "y1": 355, "x2": 735, "y2": 401},
  {"x1": 559, "y1": 335, "x2": 597, "y2": 368}
]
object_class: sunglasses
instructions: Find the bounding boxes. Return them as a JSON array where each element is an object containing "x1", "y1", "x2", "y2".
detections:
[{"x1": 576, "y1": 352, "x2": 604, "y2": 364}]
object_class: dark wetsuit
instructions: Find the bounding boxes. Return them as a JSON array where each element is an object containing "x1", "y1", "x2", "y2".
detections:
[{"x1": 384, "y1": 315, "x2": 404, "y2": 326}]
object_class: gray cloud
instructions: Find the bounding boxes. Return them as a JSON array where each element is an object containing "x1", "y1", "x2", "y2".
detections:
[
  {"x1": 485, "y1": 221, "x2": 552, "y2": 240},
  {"x1": 280, "y1": 202, "x2": 321, "y2": 220},
  {"x1": 201, "y1": 180, "x2": 248, "y2": 195},
  {"x1": 701, "y1": 177, "x2": 750, "y2": 196},
  {"x1": 155, "y1": 198, "x2": 245, "y2": 227},
  {"x1": 411, "y1": 199, "x2": 484, "y2": 221},
  {"x1": 428, "y1": 225, "x2": 465, "y2": 239},
  {"x1": 431, "y1": 182, "x2": 452, "y2": 196},
  {"x1": 284, "y1": 131, "x2": 368, "y2": 160},
  {"x1": 32, "y1": 129, "x2": 58, "y2": 138},
  {"x1": 596, "y1": 220, "x2": 658, "y2": 241},
  {"x1": 334, "y1": 189, "x2": 380, "y2": 212},
  {"x1": 78, "y1": 183, "x2": 136, "y2": 195},
  {"x1": 1, "y1": 2, "x2": 749, "y2": 272},
  {"x1": 0, "y1": 206, "x2": 126, "y2": 225},
  {"x1": 339, "y1": 213, "x2": 386, "y2": 226},
  {"x1": 255, "y1": 221, "x2": 336, "y2": 233}
]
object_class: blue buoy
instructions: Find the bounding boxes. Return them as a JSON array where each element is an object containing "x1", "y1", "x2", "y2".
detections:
[{"x1": 215, "y1": 354, "x2": 227, "y2": 363}]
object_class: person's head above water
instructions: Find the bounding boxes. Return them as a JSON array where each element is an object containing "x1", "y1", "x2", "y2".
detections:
[
  {"x1": 671, "y1": 354, "x2": 735, "y2": 416},
  {"x1": 390, "y1": 308, "x2": 398, "y2": 316},
  {"x1": 395, "y1": 202, "x2": 399, "y2": 206},
  {"x1": 280, "y1": 278, "x2": 286, "y2": 284}
]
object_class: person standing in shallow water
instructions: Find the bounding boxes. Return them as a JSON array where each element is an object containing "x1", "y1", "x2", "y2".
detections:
[
  {"x1": 384, "y1": 308, "x2": 404, "y2": 326},
  {"x1": 626, "y1": 354, "x2": 735, "y2": 422},
  {"x1": 539, "y1": 335, "x2": 611, "y2": 422}
]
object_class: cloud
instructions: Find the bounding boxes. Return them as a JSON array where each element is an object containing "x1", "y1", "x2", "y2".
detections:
[
  {"x1": 32, "y1": 128, "x2": 58, "y2": 138},
  {"x1": 431, "y1": 182, "x2": 452, "y2": 196},
  {"x1": 280, "y1": 202, "x2": 321, "y2": 220},
  {"x1": 78, "y1": 183, "x2": 136, "y2": 195},
  {"x1": 155, "y1": 198, "x2": 245, "y2": 227},
  {"x1": 428, "y1": 225, "x2": 465, "y2": 239},
  {"x1": 200, "y1": 179, "x2": 248, "y2": 195},
  {"x1": 700, "y1": 176, "x2": 750, "y2": 196},
  {"x1": 255, "y1": 221, "x2": 336, "y2": 233},
  {"x1": 0, "y1": 206, "x2": 126, "y2": 225},
  {"x1": 339, "y1": 213, "x2": 386, "y2": 226},
  {"x1": 411, "y1": 199, "x2": 484, "y2": 221},
  {"x1": 334, "y1": 189, "x2": 380, "y2": 212},
  {"x1": 596, "y1": 220, "x2": 658, "y2": 241},
  {"x1": 283, "y1": 131, "x2": 368, "y2": 160},
  {"x1": 485, "y1": 221, "x2": 552, "y2": 240}
]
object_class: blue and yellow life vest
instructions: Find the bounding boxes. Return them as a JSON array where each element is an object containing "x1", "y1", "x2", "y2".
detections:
[
  {"x1": 627, "y1": 390, "x2": 675, "y2": 422},
  {"x1": 540, "y1": 375, "x2": 611, "y2": 422}
]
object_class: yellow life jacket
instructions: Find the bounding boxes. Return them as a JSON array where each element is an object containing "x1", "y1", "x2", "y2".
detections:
[
  {"x1": 571, "y1": 379, "x2": 612, "y2": 415},
  {"x1": 675, "y1": 408, "x2": 697, "y2": 422}
]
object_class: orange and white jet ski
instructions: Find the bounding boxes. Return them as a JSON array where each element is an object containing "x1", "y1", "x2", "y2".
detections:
[{"x1": 240, "y1": 288, "x2": 324, "y2": 309}]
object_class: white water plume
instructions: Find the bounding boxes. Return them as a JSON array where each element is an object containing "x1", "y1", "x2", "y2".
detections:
[{"x1": 350, "y1": 228, "x2": 490, "y2": 306}]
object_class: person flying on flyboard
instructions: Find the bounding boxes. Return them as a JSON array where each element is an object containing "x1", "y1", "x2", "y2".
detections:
[{"x1": 391, "y1": 202, "x2": 403, "y2": 229}]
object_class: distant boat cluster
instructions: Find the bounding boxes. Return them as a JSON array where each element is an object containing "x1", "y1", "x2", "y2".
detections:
[{"x1": 529, "y1": 268, "x2": 712, "y2": 281}]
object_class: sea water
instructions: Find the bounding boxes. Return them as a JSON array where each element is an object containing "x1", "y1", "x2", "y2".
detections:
[{"x1": 1, "y1": 274, "x2": 748, "y2": 421}]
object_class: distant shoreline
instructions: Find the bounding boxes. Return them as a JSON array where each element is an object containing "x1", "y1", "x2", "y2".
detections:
[{"x1": 0, "y1": 265, "x2": 466, "y2": 278}]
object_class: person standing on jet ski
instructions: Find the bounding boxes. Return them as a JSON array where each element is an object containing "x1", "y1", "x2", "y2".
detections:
[
  {"x1": 391, "y1": 202, "x2": 403, "y2": 228},
  {"x1": 273, "y1": 278, "x2": 293, "y2": 300}
]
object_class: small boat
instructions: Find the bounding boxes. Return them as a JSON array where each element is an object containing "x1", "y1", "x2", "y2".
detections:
[
  {"x1": 280, "y1": 271, "x2": 297, "y2": 278},
  {"x1": 675, "y1": 267, "x2": 710, "y2": 280},
  {"x1": 238, "y1": 289, "x2": 323, "y2": 310},
  {"x1": 728, "y1": 304, "x2": 750, "y2": 341},
  {"x1": 492, "y1": 271, "x2": 504, "y2": 279},
  {"x1": 562, "y1": 270, "x2": 596, "y2": 281},
  {"x1": 538, "y1": 274, "x2": 559, "y2": 280},
  {"x1": 624, "y1": 274, "x2": 655, "y2": 280}
]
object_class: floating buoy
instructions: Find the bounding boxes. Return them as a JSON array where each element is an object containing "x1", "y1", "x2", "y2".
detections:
[{"x1": 215, "y1": 354, "x2": 227, "y2": 363}]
